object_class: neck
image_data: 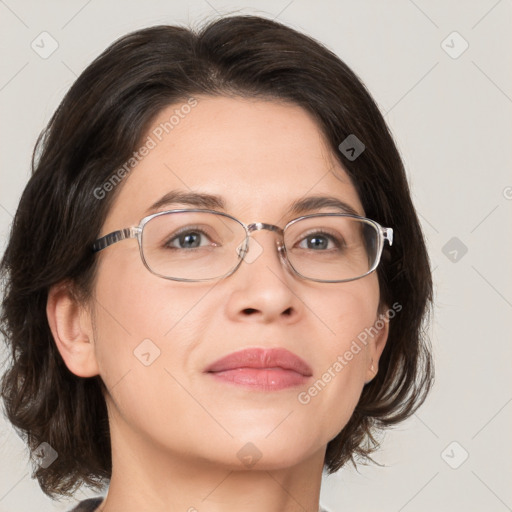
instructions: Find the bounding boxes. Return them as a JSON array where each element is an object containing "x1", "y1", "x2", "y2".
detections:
[{"x1": 98, "y1": 415, "x2": 326, "y2": 512}]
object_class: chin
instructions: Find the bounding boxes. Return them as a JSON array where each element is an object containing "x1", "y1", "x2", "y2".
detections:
[{"x1": 226, "y1": 433, "x2": 324, "y2": 471}]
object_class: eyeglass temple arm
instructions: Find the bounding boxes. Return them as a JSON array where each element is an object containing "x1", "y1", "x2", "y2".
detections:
[
  {"x1": 382, "y1": 227, "x2": 393, "y2": 246},
  {"x1": 92, "y1": 227, "x2": 140, "y2": 252}
]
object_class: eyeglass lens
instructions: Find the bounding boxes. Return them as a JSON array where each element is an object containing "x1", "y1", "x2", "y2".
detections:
[{"x1": 141, "y1": 211, "x2": 380, "y2": 281}]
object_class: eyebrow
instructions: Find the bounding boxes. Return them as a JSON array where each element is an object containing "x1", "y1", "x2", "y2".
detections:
[{"x1": 146, "y1": 190, "x2": 362, "y2": 217}]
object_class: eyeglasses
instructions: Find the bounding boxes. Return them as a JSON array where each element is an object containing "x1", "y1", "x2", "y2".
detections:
[{"x1": 92, "y1": 209, "x2": 393, "y2": 283}]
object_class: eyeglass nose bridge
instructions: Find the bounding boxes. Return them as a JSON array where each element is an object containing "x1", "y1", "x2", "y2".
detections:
[
  {"x1": 246, "y1": 222, "x2": 284, "y2": 235},
  {"x1": 239, "y1": 222, "x2": 287, "y2": 261}
]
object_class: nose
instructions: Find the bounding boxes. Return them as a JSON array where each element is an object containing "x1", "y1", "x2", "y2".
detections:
[{"x1": 224, "y1": 224, "x2": 303, "y2": 323}]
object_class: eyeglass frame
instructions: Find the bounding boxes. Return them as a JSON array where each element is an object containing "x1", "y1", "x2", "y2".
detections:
[{"x1": 91, "y1": 208, "x2": 393, "y2": 283}]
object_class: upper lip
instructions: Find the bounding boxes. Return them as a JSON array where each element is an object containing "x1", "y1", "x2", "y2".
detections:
[{"x1": 205, "y1": 348, "x2": 313, "y2": 376}]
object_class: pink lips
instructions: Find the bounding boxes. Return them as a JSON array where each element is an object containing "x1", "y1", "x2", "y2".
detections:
[{"x1": 205, "y1": 348, "x2": 313, "y2": 391}]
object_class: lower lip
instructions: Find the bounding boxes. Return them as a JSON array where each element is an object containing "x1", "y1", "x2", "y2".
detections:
[{"x1": 208, "y1": 368, "x2": 310, "y2": 391}]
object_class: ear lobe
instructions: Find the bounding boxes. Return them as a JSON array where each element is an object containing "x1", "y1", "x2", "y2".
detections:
[
  {"x1": 364, "y1": 308, "x2": 390, "y2": 384},
  {"x1": 46, "y1": 282, "x2": 100, "y2": 378}
]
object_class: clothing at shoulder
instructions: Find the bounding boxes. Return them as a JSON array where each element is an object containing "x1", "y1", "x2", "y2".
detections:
[{"x1": 67, "y1": 497, "x2": 104, "y2": 512}]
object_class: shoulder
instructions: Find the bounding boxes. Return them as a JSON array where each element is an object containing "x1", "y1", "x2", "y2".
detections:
[{"x1": 67, "y1": 497, "x2": 104, "y2": 512}]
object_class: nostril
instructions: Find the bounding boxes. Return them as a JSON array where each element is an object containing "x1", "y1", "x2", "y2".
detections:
[{"x1": 243, "y1": 308, "x2": 258, "y2": 315}]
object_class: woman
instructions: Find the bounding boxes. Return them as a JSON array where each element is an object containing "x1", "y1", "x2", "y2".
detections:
[{"x1": 0, "y1": 15, "x2": 433, "y2": 512}]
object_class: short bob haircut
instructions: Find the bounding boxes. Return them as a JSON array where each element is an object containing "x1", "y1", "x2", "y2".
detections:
[{"x1": 0, "y1": 15, "x2": 433, "y2": 499}]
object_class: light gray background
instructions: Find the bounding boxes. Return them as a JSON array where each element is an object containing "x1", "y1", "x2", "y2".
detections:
[{"x1": 0, "y1": 1, "x2": 511, "y2": 511}]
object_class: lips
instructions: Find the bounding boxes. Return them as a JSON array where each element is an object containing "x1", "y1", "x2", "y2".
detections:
[
  {"x1": 204, "y1": 348, "x2": 313, "y2": 391},
  {"x1": 205, "y1": 347, "x2": 313, "y2": 375}
]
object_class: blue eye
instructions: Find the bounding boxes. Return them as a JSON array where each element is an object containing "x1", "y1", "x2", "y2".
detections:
[
  {"x1": 297, "y1": 231, "x2": 343, "y2": 251},
  {"x1": 165, "y1": 228, "x2": 216, "y2": 250}
]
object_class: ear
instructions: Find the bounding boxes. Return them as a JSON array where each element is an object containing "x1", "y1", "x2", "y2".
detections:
[
  {"x1": 46, "y1": 281, "x2": 100, "y2": 378},
  {"x1": 364, "y1": 306, "x2": 390, "y2": 384}
]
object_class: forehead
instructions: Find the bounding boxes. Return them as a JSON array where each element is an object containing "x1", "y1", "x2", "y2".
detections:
[{"x1": 103, "y1": 95, "x2": 364, "y2": 229}]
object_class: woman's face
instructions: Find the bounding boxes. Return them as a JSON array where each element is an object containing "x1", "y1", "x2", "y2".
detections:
[{"x1": 83, "y1": 96, "x2": 388, "y2": 470}]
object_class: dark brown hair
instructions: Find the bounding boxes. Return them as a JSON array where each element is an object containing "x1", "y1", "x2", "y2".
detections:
[{"x1": 0, "y1": 15, "x2": 433, "y2": 498}]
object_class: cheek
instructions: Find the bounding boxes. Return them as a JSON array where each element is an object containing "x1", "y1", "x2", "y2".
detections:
[
  {"x1": 315, "y1": 274, "x2": 381, "y2": 353},
  {"x1": 90, "y1": 270, "x2": 198, "y2": 443},
  {"x1": 92, "y1": 248, "x2": 215, "y2": 341},
  {"x1": 90, "y1": 253, "x2": 204, "y2": 394},
  {"x1": 298, "y1": 277, "x2": 380, "y2": 434}
]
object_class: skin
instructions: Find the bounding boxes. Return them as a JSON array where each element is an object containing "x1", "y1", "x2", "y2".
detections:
[{"x1": 47, "y1": 96, "x2": 389, "y2": 512}]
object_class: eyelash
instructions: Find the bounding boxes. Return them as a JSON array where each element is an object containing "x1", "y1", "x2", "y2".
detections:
[{"x1": 163, "y1": 227, "x2": 344, "y2": 251}]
